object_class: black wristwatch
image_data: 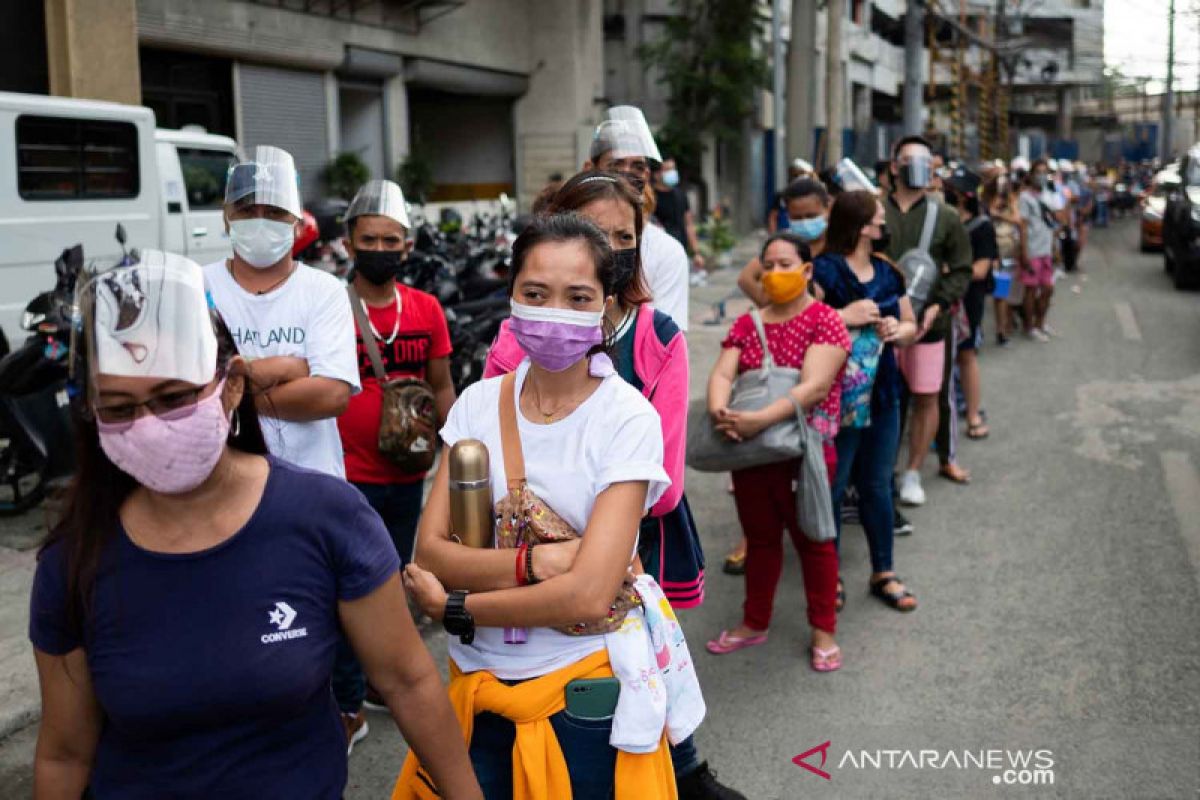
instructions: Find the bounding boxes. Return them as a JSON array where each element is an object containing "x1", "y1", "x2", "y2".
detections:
[{"x1": 442, "y1": 590, "x2": 475, "y2": 645}]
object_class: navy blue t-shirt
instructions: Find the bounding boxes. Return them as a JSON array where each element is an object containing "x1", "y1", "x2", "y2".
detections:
[
  {"x1": 812, "y1": 253, "x2": 906, "y2": 413},
  {"x1": 29, "y1": 456, "x2": 400, "y2": 799}
]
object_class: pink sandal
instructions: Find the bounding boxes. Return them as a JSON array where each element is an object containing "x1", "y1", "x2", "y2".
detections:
[
  {"x1": 811, "y1": 645, "x2": 842, "y2": 672},
  {"x1": 706, "y1": 629, "x2": 768, "y2": 655}
]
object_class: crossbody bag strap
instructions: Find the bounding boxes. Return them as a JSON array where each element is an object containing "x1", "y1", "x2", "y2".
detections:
[
  {"x1": 918, "y1": 199, "x2": 939, "y2": 254},
  {"x1": 346, "y1": 285, "x2": 388, "y2": 383},
  {"x1": 498, "y1": 372, "x2": 527, "y2": 493},
  {"x1": 749, "y1": 306, "x2": 775, "y2": 370}
]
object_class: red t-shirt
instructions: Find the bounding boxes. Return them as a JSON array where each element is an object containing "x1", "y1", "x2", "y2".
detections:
[
  {"x1": 722, "y1": 301, "x2": 850, "y2": 442},
  {"x1": 338, "y1": 284, "x2": 452, "y2": 484}
]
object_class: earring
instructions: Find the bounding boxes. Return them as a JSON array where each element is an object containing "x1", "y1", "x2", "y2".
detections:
[{"x1": 231, "y1": 408, "x2": 241, "y2": 438}]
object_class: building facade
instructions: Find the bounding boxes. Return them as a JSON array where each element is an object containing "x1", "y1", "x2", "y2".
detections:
[{"x1": 3, "y1": 0, "x2": 606, "y2": 211}]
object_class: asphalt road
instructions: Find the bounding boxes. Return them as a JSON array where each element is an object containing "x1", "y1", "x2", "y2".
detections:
[{"x1": 1, "y1": 220, "x2": 1199, "y2": 799}]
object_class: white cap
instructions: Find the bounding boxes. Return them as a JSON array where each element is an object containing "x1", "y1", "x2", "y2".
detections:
[
  {"x1": 85, "y1": 250, "x2": 217, "y2": 387},
  {"x1": 346, "y1": 179, "x2": 411, "y2": 230},
  {"x1": 224, "y1": 145, "x2": 303, "y2": 218}
]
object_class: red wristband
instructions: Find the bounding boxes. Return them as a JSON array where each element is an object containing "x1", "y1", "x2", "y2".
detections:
[{"x1": 516, "y1": 542, "x2": 528, "y2": 586}]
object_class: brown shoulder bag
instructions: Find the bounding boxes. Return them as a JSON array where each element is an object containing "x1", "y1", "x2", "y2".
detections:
[{"x1": 347, "y1": 285, "x2": 438, "y2": 474}]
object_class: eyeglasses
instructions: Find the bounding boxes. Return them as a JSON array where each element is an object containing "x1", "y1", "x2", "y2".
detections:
[{"x1": 93, "y1": 377, "x2": 222, "y2": 429}]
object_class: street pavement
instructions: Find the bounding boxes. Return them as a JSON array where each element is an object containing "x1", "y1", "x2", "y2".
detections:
[{"x1": 1, "y1": 220, "x2": 1200, "y2": 798}]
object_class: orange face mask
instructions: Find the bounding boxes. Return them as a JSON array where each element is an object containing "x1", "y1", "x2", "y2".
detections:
[{"x1": 761, "y1": 269, "x2": 809, "y2": 304}]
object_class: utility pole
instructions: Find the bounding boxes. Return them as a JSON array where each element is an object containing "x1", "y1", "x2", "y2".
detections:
[
  {"x1": 826, "y1": 0, "x2": 845, "y2": 163},
  {"x1": 903, "y1": 0, "x2": 924, "y2": 135},
  {"x1": 772, "y1": 0, "x2": 786, "y2": 191},
  {"x1": 1164, "y1": 0, "x2": 1176, "y2": 160},
  {"x1": 787, "y1": 0, "x2": 817, "y2": 169}
]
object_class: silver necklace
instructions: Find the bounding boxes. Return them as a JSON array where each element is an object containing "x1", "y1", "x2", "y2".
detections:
[{"x1": 360, "y1": 286, "x2": 402, "y2": 344}]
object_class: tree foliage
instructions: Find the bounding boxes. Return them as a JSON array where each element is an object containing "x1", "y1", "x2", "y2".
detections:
[
  {"x1": 638, "y1": 0, "x2": 770, "y2": 176},
  {"x1": 324, "y1": 152, "x2": 371, "y2": 200}
]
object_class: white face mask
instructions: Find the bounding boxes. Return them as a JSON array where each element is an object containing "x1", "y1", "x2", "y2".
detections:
[{"x1": 229, "y1": 218, "x2": 295, "y2": 269}]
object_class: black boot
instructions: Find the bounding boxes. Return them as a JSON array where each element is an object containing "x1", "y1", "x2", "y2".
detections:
[{"x1": 677, "y1": 761, "x2": 747, "y2": 800}]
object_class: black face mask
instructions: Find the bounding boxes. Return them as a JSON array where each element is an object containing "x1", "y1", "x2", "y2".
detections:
[
  {"x1": 354, "y1": 249, "x2": 405, "y2": 285},
  {"x1": 611, "y1": 248, "x2": 639, "y2": 295},
  {"x1": 870, "y1": 226, "x2": 891, "y2": 254}
]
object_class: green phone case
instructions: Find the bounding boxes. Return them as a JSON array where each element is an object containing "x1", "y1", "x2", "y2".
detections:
[{"x1": 564, "y1": 677, "x2": 620, "y2": 720}]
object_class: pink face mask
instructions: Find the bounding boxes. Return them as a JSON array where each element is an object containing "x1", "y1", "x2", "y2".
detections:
[
  {"x1": 97, "y1": 380, "x2": 232, "y2": 494},
  {"x1": 508, "y1": 300, "x2": 604, "y2": 373}
]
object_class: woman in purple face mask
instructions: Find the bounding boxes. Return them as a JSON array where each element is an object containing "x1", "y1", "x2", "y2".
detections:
[
  {"x1": 29, "y1": 253, "x2": 479, "y2": 800},
  {"x1": 401, "y1": 215, "x2": 700, "y2": 799},
  {"x1": 480, "y1": 175, "x2": 733, "y2": 799}
]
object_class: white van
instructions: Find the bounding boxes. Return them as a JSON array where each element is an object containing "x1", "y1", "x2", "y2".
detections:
[{"x1": 0, "y1": 91, "x2": 239, "y2": 337}]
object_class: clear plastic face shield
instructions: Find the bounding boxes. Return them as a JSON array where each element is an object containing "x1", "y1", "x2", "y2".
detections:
[
  {"x1": 346, "y1": 179, "x2": 412, "y2": 231},
  {"x1": 590, "y1": 106, "x2": 662, "y2": 191},
  {"x1": 896, "y1": 147, "x2": 934, "y2": 189},
  {"x1": 835, "y1": 158, "x2": 877, "y2": 193},
  {"x1": 224, "y1": 145, "x2": 303, "y2": 219},
  {"x1": 74, "y1": 249, "x2": 219, "y2": 408}
]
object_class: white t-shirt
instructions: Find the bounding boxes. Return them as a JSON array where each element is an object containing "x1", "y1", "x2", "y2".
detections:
[
  {"x1": 640, "y1": 223, "x2": 690, "y2": 331},
  {"x1": 441, "y1": 359, "x2": 670, "y2": 680},
  {"x1": 203, "y1": 260, "x2": 360, "y2": 478}
]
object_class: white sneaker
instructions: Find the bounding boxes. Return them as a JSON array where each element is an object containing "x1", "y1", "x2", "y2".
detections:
[
  {"x1": 1041, "y1": 323, "x2": 1060, "y2": 337},
  {"x1": 898, "y1": 470, "x2": 926, "y2": 506},
  {"x1": 1031, "y1": 328, "x2": 1051, "y2": 343}
]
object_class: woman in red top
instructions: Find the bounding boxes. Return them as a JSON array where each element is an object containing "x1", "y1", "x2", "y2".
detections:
[{"x1": 704, "y1": 232, "x2": 850, "y2": 672}]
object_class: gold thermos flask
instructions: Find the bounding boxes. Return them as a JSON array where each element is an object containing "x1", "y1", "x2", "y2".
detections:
[{"x1": 449, "y1": 439, "x2": 494, "y2": 548}]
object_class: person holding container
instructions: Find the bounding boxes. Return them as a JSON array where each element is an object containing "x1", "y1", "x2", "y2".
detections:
[
  {"x1": 704, "y1": 232, "x2": 850, "y2": 672},
  {"x1": 483, "y1": 172, "x2": 740, "y2": 800},
  {"x1": 399, "y1": 214, "x2": 704, "y2": 800},
  {"x1": 29, "y1": 250, "x2": 478, "y2": 800}
]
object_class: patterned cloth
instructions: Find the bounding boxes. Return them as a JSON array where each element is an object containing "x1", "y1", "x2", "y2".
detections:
[{"x1": 605, "y1": 574, "x2": 706, "y2": 753}]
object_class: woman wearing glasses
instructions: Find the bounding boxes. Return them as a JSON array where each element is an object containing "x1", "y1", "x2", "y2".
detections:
[{"x1": 28, "y1": 251, "x2": 480, "y2": 799}]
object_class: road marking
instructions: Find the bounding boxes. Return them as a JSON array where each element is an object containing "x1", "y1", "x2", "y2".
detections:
[
  {"x1": 1161, "y1": 451, "x2": 1200, "y2": 591},
  {"x1": 1113, "y1": 301, "x2": 1141, "y2": 341}
]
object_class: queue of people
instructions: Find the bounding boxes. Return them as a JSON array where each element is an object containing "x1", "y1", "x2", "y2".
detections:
[{"x1": 26, "y1": 96, "x2": 1074, "y2": 798}]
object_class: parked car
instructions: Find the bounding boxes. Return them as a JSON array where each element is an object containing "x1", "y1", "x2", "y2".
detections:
[
  {"x1": 1140, "y1": 168, "x2": 1179, "y2": 252},
  {"x1": 1162, "y1": 149, "x2": 1200, "y2": 289},
  {"x1": 0, "y1": 91, "x2": 238, "y2": 335}
]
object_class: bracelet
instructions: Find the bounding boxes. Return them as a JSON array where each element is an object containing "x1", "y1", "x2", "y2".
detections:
[
  {"x1": 525, "y1": 543, "x2": 539, "y2": 585},
  {"x1": 516, "y1": 542, "x2": 528, "y2": 586}
]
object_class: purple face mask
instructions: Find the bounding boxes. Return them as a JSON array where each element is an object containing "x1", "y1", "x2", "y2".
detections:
[
  {"x1": 509, "y1": 300, "x2": 604, "y2": 373},
  {"x1": 97, "y1": 379, "x2": 231, "y2": 494}
]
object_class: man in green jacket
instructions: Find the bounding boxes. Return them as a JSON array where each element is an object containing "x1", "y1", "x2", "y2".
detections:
[{"x1": 884, "y1": 135, "x2": 973, "y2": 507}]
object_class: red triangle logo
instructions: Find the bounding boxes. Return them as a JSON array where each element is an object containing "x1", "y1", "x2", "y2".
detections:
[{"x1": 793, "y1": 741, "x2": 832, "y2": 780}]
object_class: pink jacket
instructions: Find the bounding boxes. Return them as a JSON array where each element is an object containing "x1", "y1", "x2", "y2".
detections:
[{"x1": 483, "y1": 304, "x2": 688, "y2": 517}]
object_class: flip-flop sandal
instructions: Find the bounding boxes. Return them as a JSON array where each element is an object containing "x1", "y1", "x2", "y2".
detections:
[
  {"x1": 723, "y1": 551, "x2": 747, "y2": 576},
  {"x1": 869, "y1": 575, "x2": 917, "y2": 613},
  {"x1": 811, "y1": 645, "x2": 842, "y2": 672},
  {"x1": 706, "y1": 629, "x2": 768, "y2": 655},
  {"x1": 939, "y1": 464, "x2": 972, "y2": 484},
  {"x1": 967, "y1": 421, "x2": 990, "y2": 439}
]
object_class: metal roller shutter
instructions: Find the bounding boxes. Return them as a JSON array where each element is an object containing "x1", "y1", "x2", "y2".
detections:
[{"x1": 238, "y1": 63, "x2": 329, "y2": 202}]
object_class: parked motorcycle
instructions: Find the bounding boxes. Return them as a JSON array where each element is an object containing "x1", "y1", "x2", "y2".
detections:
[{"x1": 0, "y1": 240, "x2": 85, "y2": 515}]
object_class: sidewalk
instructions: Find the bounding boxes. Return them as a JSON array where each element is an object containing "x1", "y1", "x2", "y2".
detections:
[{"x1": 0, "y1": 542, "x2": 39, "y2": 740}]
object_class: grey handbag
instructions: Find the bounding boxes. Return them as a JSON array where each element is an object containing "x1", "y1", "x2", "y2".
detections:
[
  {"x1": 795, "y1": 422, "x2": 836, "y2": 542},
  {"x1": 686, "y1": 308, "x2": 807, "y2": 473}
]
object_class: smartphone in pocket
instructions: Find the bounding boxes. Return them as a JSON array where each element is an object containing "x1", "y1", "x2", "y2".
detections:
[{"x1": 564, "y1": 678, "x2": 620, "y2": 720}]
